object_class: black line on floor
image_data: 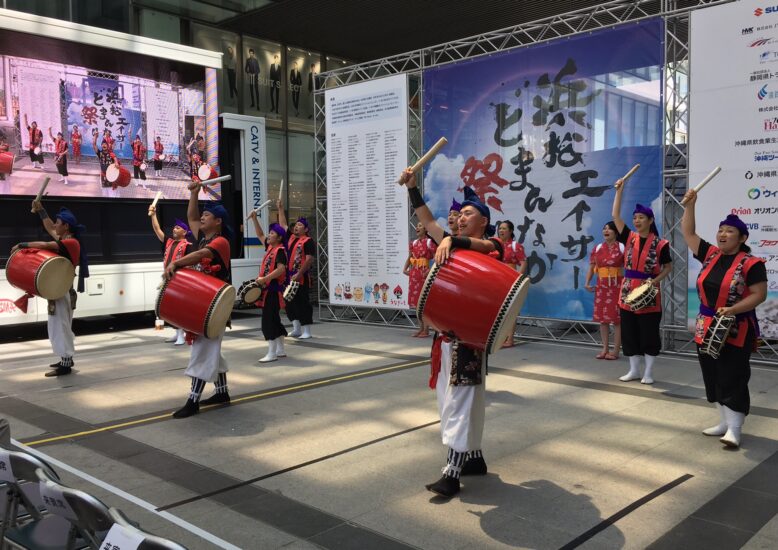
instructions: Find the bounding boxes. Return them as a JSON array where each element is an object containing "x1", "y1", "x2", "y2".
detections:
[
  {"x1": 559, "y1": 474, "x2": 694, "y2": 550},
  {"x1": 156, "y1": 420, "x2": 441, "y2": 512},
  {"x1": 647, "y1": 451, "x2": 778, "y2": 549}
]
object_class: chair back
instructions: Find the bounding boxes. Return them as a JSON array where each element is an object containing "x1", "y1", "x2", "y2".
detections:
[
  {"x1": 109, "y1": 508, "x2": 189, "y2": 550},
  {"x1": 36, "y1": 468, "x2": 113, "y2": 535}
]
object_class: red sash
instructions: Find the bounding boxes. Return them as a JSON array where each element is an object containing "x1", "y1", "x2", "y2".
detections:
[
  {"x1": 618, "y1": 231, "x2": 667, "y2": 314},
  {"x1": 164, "y1": 238, "x2": 189, "y2": 266},
  {"x1": 257, "y1": 245, "x2": 286, "y2": 308}
]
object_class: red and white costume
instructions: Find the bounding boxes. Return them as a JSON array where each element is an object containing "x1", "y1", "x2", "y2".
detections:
[
  {"x1": 408, "y1": 237, "x2": 436, "y2": 308},
  {"x1": 590, "y1": 241, "x2": 624, "y2": 324}
]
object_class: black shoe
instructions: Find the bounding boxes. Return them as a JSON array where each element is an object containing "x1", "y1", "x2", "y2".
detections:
[
  {"x1": 45, "y1": 367, "x2": 72, "y2": 377},
  {"x1": 172, "y1": 399, "x2": 200, "y2": 418},
  {"x1": 425, "y1": 475, "x2": 460, "y2": 498},
  {"x1": 49, "y1": 361, "x2": 63, "y2": 369},
  {"x1": 460, "y1": 456, "x2": 487, "y2": 476},
  {"x1": 200, "y1": 392, "x2": 230, "y2": 406}
]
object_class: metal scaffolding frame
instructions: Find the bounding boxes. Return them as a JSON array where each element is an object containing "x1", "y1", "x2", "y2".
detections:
[{"x1": 313, "y1": 0, "x2": 777, "y2": 364}]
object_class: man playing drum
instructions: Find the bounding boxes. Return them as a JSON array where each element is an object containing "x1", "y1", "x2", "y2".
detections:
[
  {"x1": 24, "y1": 115, "x2": 44, "y2": 169},
  {"x1": 681, "y1": 190, "x2": 767, "y2": 448},
  {"x1": 277, "y1": 198, "x2": 315, "y2": 339},
  {"x1": 11, "y1": 202, "x2": 89, "y2": 377},
  {"x1": 399, "y1": 168, "x2": 503, "y2": 499},
  {"x1": 164, "y1": 184, "x2": 233, "y2": 418},
  {"x1": 612, "y1": 180, "x2": 672, "y2": 385}
]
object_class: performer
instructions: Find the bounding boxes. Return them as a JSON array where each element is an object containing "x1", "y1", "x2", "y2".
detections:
[
  {"x1": 278, "y1": 199, "x2": 315, "y2": 339},
  {"x1": 11, "y1": 201, "x2": 89, "y2": 376},
  {"x1": 249, "y1": 210, "x2": 289, "y2": 362},
  {"x1": 149, "y1": 205, "x2": 193, "y2": 346},
  {"x1": 399, "y1": 168, "x2": 503, "y2": 499},
  {"x1": 585, "y1": 222, "x2": 624, "y2": 360},
  {"x1": 681, "y1": 189, "x2": 767, "y2": 447},
  {"x1": 612, "y1": 180, "x2": 672, "y2": 384},
  {"x1": 71, "y1": 125, "x2": 82, "y2": 164},
  {"x1": 164, "y1": 186, "x2": 233, "y2": 418},
  {"x1": 448, "y1": 198, "x2": 462, "y2": 236},
  {"x1": 403, "y1": 222, "x2": 436, "y2": 337},
  {"x1": 24, "y1": 115, "x2": 44, "y2": 169},
  {"x1": 48, "y1": 128, "x2": 69, "y2": 185},
  {"x1": 131, "y1": 134, "x2": 148, "y2": 187},
  {"x1": 101, "y1": 129, "x2": 115, "y2": 153},
  {"x1": 496, "y1": 220, "x2": 526, "y2": 347},
  {"x1": 152, "y1": 136, "x2": 164, "y2": 177},
  {"x1": 190, "y1": 153, "x2": 205, "y2": 184},
  {"x1": 93, "y1": 134, "x2": 119, "y2": 188}
]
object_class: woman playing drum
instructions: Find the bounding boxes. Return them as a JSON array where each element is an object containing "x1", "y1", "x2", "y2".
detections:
[
  {"x1": 681, "y1": 189, "x2": 767, "y2": 448},
  {"x1": 248, "y1": 211, "x2": 289, "y2": 363},
  {"x1": 404, "y1": 222, "x2": 437, "y2": 337},
  {"x1": 11, "y1": 201, "x2": 89, "y2": 376},
  {"x1": 48, "y1": 128, "x2": 69, "y2": 186},
  {"x1": 399, "y1": 168, "x2": 503, "y2": 499},
  {"x1": 584, "y1": 221, "x2": 624, "y2": 360},
  {"x1": 277, "y1": 199, "x2": 315, "y2": 339},
  {"x1": 612, "y1": 181, "x2": 672, "y2": 384},
  {"x1": 164, "y1": 185, "x2": 233, "y2": 418},
  {"x1": 496, "y1": 220, "x2": 526, "y2": 347},
  {"x1": 152, "y1": 136, "x2": 164, "y2": 177},
  {"x1": 149, "y1": 205, "x2": 193, "y2": 345}
]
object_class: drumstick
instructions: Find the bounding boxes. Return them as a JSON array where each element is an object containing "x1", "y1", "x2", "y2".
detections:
[
  {"x1": 31, "y1": 177, "x2": 50, "y2": 213},
  {"x1": 150, "y1": 191, "x2": 162, "y2": 209},
  {"x1": 278, "y1": 179, "x2": 285, "y2": 202},
  {"x1": 613, "y1": 164, "x2": 640, "y2": 188},
  {"x1": 397, "y1": 137, "x2": 448, "y2": 185},
  {"x1": 200, "y1": 174, "x2": 232, "y2": 187},
  {"x1": 245, "y1": 199, "x2": 273, "y2": 220},
  {"x1": 680, "y1": 166, "x2": 722, "y2": 206}
]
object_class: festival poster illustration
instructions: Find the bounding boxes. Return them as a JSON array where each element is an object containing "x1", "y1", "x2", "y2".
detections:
[{"x1": 422, "y1": 20, "x2": 664, "y2": 321}]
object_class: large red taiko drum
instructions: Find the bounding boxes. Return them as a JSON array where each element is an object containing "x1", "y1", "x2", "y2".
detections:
[
  {"x1": 417, "y1": 249, "x2": 530, "y2": 354},
  {"x1": 197, "y1": 164, "x2": 218, "y2": 182},
  {"x1": 156, "y1": 269, "x2": 235, "y2": 338},
  {"x1": 6, "y1": 248, "x2": 75, "y2": 300},
  {"x1": 0, "y1": 152, "x2": 14, "y2": 175},
  {"x1": 106, "y1": 165, "x2": 131, "y2": 187}
]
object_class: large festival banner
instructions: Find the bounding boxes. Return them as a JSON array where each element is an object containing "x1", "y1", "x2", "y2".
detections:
[
  {"x1": 325, "y1": 74, "x2": 410, "y2": 309},
  {"x1": 423, "y1": 20, "x2": 664, "y2": 321},
  {"x1": 689, "y1": 0, "x2": 778, "y2": 339},
  {"x1": 144, "y1": 87, "x2": 180, "y2": 157}
]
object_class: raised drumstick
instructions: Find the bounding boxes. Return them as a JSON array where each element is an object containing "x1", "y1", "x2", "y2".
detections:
[
  {"x1": 398, "y1": 138, "x2": 448, "y2": 184},
  {"x1": 31, "y1": 176, "x2": 50, "y2": 213},
  {"x1": 681, "y1": 166, "x2": 722, "y2": 206},
  {"x1": 613, "y1": 164, "x2": 640, "y2": 188},
  {"x1": 245, "y1": 199, "x2": 273, "y2": 220},
  {"x1": 200, "y1": 174, "x2": 232, "y2": 187},
  {"x1": 278, "y1": 178, "x2": 285, "y2": 202},
  {"x1": 149, "y1": 191, "x2": 162, "y2": 210}
]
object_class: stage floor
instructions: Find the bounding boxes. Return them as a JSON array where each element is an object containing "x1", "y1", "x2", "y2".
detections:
[{"x1": 3, "y1": 313, "x2": 778, "y2": 549}]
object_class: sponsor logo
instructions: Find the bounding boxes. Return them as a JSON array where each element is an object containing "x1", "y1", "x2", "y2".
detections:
[
  {"x1": 751, "y1": 38, "x2": 774, "y2": 46},
  {"x1": 759, "y1": 239, "x2": 778, "y2": 247},
  {"x1": 755, "y1": 151, "x2": 778, "y2": 160},
  {"x1": 732, "y1": 207, "x2": 752, "y2": 215},
  {"x1": 756, "y1": 6, "x2": 778, "y2": 16},
  {"x1": 760, "y1": 50, "x2": 778, "y2": 62},
  {"x1": 0, "y1": 299, "x2": 19, "y2": 314},
  {"x1": 747, "y1": 223, "x2": 761, "y2": 230},
  {"x1": 746, "y1": 170, "x2": 754, "y2": 179},
  {"x1": 765, "y1": 117, "x2": 778, "y2": 130},
  {"x1": 755, "y1": 7, "x2": 765, "y2": 16},
  {"x1": 763, "y1": 224, "x2": 778, "y2": 232},
  {"x1": 759, "y1": 84, "x2": 769, "y2": 99},
  {"x1": 744, "y1": 26, "x2": 755, "y2": 34},
  {"x1": 748, "y1": 186, "x2": 778, "y2": 199}
]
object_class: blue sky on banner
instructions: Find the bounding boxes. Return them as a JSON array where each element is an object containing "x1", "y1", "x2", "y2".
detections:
[{"x1": 422, "y1": 19, "x2": 664, "y2": 321}]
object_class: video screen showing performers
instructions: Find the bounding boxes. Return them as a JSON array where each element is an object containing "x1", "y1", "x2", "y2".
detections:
[{"x1": 0, "y1": 52, "x2": 217, "y2": 201}]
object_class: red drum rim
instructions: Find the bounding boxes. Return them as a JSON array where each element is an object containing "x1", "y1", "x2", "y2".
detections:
[
  {"x1": 7, "y1": 248, "x2": 74, "y2": 300},
  {"x1": 155, "y1": 276, "x2": 236, "y2": 338}
]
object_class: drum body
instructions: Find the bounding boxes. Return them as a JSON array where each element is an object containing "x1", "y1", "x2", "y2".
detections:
[
  {"x1": 624, "y1": 282, "x2": 658, "y2": 311},
  {"x1": 106, "y1": 165, "x2": 131, "y2": 187},
  {"x1": 417, "y1": 249, "x2": 530, "y2": 354},
  {"x1": 198, "y1": 164, "x2": 218, "y2": 182},
  {"x1": 237, "y1": 280, "x2": 263, "y2": 305},
  {"x1": 0, "y1": 152, "x2": 14, "y2": 174},
  {"x1": 156, "y1": 269, "x2": 235, "y2": 338},
  {"x1": 700, "y1": 315, "x2": 735, "y2": 359},
  {"x1": 283, "y1": 280, "x2": 299, "y2": 302},
  {"x1": 6, "y1": 248, "x2": 75, "y2": 300},
  {"x1": 140, "y1": 162, "x2": 147, "y2": 171}
]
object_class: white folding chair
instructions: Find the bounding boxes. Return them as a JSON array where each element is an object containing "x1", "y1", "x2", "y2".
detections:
[{"x1": 106, "y1": 508, "x2": 189, "y2": 550}]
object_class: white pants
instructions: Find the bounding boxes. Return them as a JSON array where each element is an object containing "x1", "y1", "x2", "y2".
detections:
[
  {"x1": 48, "y1": 294, "x2": 74, "y2": 358},
  {"x1": 435, "y1": 341, "x2": 486, "y2": 453},
  {"x1": 185, "y1": 332, "x2": 228, "y2": 383}
]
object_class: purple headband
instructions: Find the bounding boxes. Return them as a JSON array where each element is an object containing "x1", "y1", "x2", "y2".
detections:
[
  {"x1": 720, "y1": 214, "x2": 749, "y2": 237},
  {"x1": 295, "y1": 217, "x2": 310, "y2": 229},
  {"x1": 173, "y1": 218, "x2": 192, "y2": 235},
  {"x1": 269, "y1": 223, "x2": 286, "y2": 239},
  {"x1": 449, "y1": 198, "x2": 462, "y2": 213},
  {"x1": 633, "y1": 204, "x2": 654, "y2": 219}
]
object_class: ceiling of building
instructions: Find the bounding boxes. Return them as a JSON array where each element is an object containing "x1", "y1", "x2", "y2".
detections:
[{"x1": 221, "y1": 0, "x2": 616, "y2": 62}]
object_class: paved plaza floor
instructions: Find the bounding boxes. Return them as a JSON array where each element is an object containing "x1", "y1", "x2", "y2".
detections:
[{"x1": 2, "y1": 312, "x2": 778, "y2": 549}]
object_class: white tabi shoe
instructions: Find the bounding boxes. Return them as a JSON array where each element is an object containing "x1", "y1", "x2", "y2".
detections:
[
  {"x1": 276, "y1": 336, "x2": 287, "y2": 358},
  {"x1": 289, "y1": 320, "x2": 302, "y2": 338},
  {"x1": 174, "y1": 328, "x2": 186, "y2": 346},
  {"x1": 299, "y1": 325, "x2": 312, "y2": 339},
  {"x1": 720, "y1": 405, "x2": 745, "y2": 448},
  {"x1": 703, "y1": 403, "x2": 727, "y2": 436},
  {"x1": 259, "y1": 339, "x2": 278, "y2": 363}
]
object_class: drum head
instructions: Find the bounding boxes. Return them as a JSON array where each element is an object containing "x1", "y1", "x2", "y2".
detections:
[
  {"x1": 159, "y1": 153, "x2": 166, "y2": 160},
  {"x1": 626, "y1": 284, "x2": 646, "y2": 302},
  {"x1": 243, "y1": 285, "x2": 262, "y2": 304},
  {"x1": 35, "y1": 256, "x2": 76, "y2": 300},
  {"x1": 140, "y1": 163, "x2": 147, "y2": 171},
  {"x1": 486, "y1": 275, "x2": 531, "y2": 354},
  {"x1": 106, "y1": 164, "x2": 120, "y2": 182},
  {"x1": 33, "y1": 147, "x2": 41, "y2": 155},
  {"x1": 205, "y1": 284, "x2": 236, "y2": 339},
  {"x1": 198, "y1": 164, "x2": 213, "y2": 181}
]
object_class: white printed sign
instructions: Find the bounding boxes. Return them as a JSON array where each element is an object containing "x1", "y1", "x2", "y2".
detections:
[
  {"x1": 39, "y1": 481, "x2": 77, "y2": 521},
  {"x1": 101, "y1": 523, "x2": 145, "y2": 550},
  {"x1": 0, "y1": 449, "x2": 13, "y2": 482}
]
